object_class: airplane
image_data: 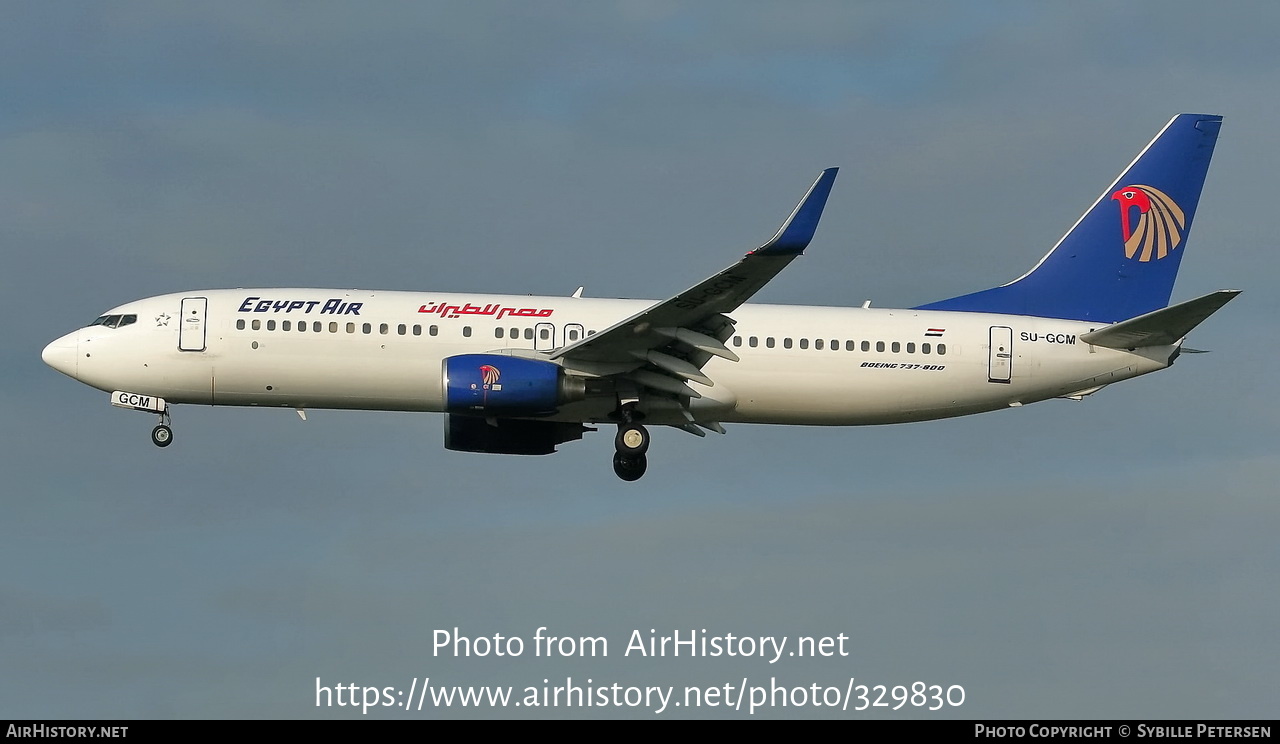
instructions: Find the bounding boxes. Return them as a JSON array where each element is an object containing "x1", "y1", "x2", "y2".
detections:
[{"x1": 42, "y1": 113, "x2": 1237, "y2": 481}]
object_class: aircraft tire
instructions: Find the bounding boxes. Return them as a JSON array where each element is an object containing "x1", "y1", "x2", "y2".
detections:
[
  {"x1": 151, "y1": 424, "x2": 173, "y2": 448},
  {"x1": 614, "y1": 424, "x2": 650, "y2": 456},
  {"x1": 613, "y1": 452, "x2": 646, "y2": 481}
]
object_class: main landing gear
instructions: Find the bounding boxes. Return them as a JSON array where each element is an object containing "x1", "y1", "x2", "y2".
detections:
[
  {"x1": 613, "y1": 451, "x2": 646, "y2": 481},
  {"x1": 612, "y1": 407, "x2": 650, "y2": 481}
]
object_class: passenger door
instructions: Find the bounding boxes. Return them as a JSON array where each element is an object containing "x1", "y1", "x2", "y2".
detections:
[
  {"x1": 988, "y1": 325, "x2": 1013, "y2": 383},
  {"x1": 178, "y1": 297, "x2": 208, "y2": 352}
]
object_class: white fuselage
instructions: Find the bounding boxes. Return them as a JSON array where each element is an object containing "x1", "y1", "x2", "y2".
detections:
[{"x1": 42, "y1": 288, "x2": 1174, "y2": 427}]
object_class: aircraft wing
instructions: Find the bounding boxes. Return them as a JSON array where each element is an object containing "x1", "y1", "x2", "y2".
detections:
[{"x1": 550, "y1": 168, "x2": 838, "y2": 395}]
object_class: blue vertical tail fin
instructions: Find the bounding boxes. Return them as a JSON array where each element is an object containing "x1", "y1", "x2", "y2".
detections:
[{"x1": 915, "y1": 114, "x2": 1222, "y2": 323}]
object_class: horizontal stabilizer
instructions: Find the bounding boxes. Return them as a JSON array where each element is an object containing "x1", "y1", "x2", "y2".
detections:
[{"x1": 1080, "y1": 290, "x2": 1240, "y2": 349}]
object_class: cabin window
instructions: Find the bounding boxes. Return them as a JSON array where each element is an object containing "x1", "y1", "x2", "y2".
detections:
[
  {"x1": 362, "y1": 323, "x2": 371, "y2": 334},
  {"x1": 495, "y1": 327, "x2": 505, "y2": 339},
  {"x1": 861, "y1": 340, "x2": 870, "y2": 352},
  {"x1": 891, "y1": 342, "x2": 901, "y2": 353},
  {"x1": 413, "y1": 325, "x2": 422, "y2": 336},
  {"x1": 749, "y1": 336, "x2": 758, "y2": 348},
  {"x1": 429, "y1": 325, "x2": 439, "y2": 336},
  {"x1": 236, "y1": 319, "x2": 246, "y2": 330},
  {"x1": 766, "y1": 337, "x2": 775, "y2": 348},
  {"x1": 346, "y1": 322, "x2": 355, "y2": 334},
  {"x1": 783, "y1": 338, "x2": 793, "y2": 349},
  {"x1": 831, "y1": 339, "x2": 838, "y2": 350},
  {"x1": 251, "y1": 319, "x2": 261, "y2": 331},
  {"x1": 329, "y1": 322, "x2": 338, "y2": 333},
  {"x1": 815, "y1": 339, "x2": 824, "y2": 350},
  {"x1": 398, "y1": 324, "x2": 407, "y2": 336},
  {"x1": 937, "y1": 344, "x2": 947, "y2": 355},
  {"x1": 282, "y1": 320, "x2": 291, "y2": 331},
  {"x1": 845, "y1": 340, "x2": 855, "y2": 351},
  {"x1": 876, "y1": 341, "x2": 885, "y2": 352},
  {"x1": 378, "y1": 323, "x2": 388, "y2": 335},
  {"x1": 906, "y1": 342, "x2": 916, "y2": 353},
  {"x1": 539, "y1": 328, "x2": 550, "y2": 341},
  {"x1": 312, "y1": 321, "x2": 322, "y2": 332},
  {"x1": 266, "y1": 320, "x2": 275, "y2": 331},
  {"x1": 732, "y1": 336, "x2": 742, "y2": 347},
  {"x1": 799, "y1": 338, "x2": 809, "y2": 349},
  {"x1": 524, "y1": 328, "x2": 534, "y2": 340},
  {"x1": 462, "y1": 326, "x2": 472, "y2": 338},
  {"x1": 567, "y1": 328, "x2": 580, "y2": 341}
]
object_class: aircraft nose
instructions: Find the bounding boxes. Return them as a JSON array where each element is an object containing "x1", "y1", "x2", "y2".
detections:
[{"x1": 41, "y1": 332, "x2": 78, "y2": 378}]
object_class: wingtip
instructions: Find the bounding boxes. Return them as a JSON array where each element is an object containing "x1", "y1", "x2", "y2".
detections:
[{"x1": 753, "y1": 167, "x2": 840, "y2": 256}]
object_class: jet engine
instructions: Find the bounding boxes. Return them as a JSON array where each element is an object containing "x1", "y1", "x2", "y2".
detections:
[{"x1": 442, "y1": 354, "x2": 585, "y2": 414}]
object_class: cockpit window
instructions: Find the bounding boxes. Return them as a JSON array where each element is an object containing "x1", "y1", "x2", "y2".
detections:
[{"x1": 88, "y1": 314, "x2": 137, "y2": 329}]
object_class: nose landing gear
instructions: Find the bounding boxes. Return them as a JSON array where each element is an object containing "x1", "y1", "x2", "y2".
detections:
[
  {"x1": 151, "y1": 423, "x2": 173, "y2": 447},
  {"x1": 109, "y1": 391, "x2": 175, "y2": 448},
  {"x1": 150, "y1": 407, "x2": 173, "y2": 448}
]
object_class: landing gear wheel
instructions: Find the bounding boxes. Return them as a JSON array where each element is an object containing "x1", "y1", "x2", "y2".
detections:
[
  {"x1": 614, "y1": 423, "x2": 650, "y2": 456},
  {"x1": 151, "y1": 424, "x2": 173, "y2": 448},
  {"x1": 613, "y1": 452, "x2": 647, "y2": 481}
]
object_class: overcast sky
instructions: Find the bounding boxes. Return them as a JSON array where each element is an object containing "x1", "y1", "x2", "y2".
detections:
[{"x1": 2, "y1": 1, "x2": 1277, "y2": 719}]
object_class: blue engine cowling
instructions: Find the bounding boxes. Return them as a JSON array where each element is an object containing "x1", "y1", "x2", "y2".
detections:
[{"x1": 443, "y1": 354, "x2": 584, "y2": 414}]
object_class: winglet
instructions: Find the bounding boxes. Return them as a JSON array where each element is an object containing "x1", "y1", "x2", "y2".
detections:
[{"x1": 753, "y1": 167, "x2": 839, "y2": 256}]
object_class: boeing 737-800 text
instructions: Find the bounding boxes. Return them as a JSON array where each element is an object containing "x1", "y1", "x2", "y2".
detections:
[{"x1": 42, "y1": 114, "x2": 1236, "y2": 480}]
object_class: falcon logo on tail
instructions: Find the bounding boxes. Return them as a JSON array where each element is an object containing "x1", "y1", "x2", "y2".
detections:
[{"x1": 1111, "y1": 184, "x2": 1185, "y2": 262}]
